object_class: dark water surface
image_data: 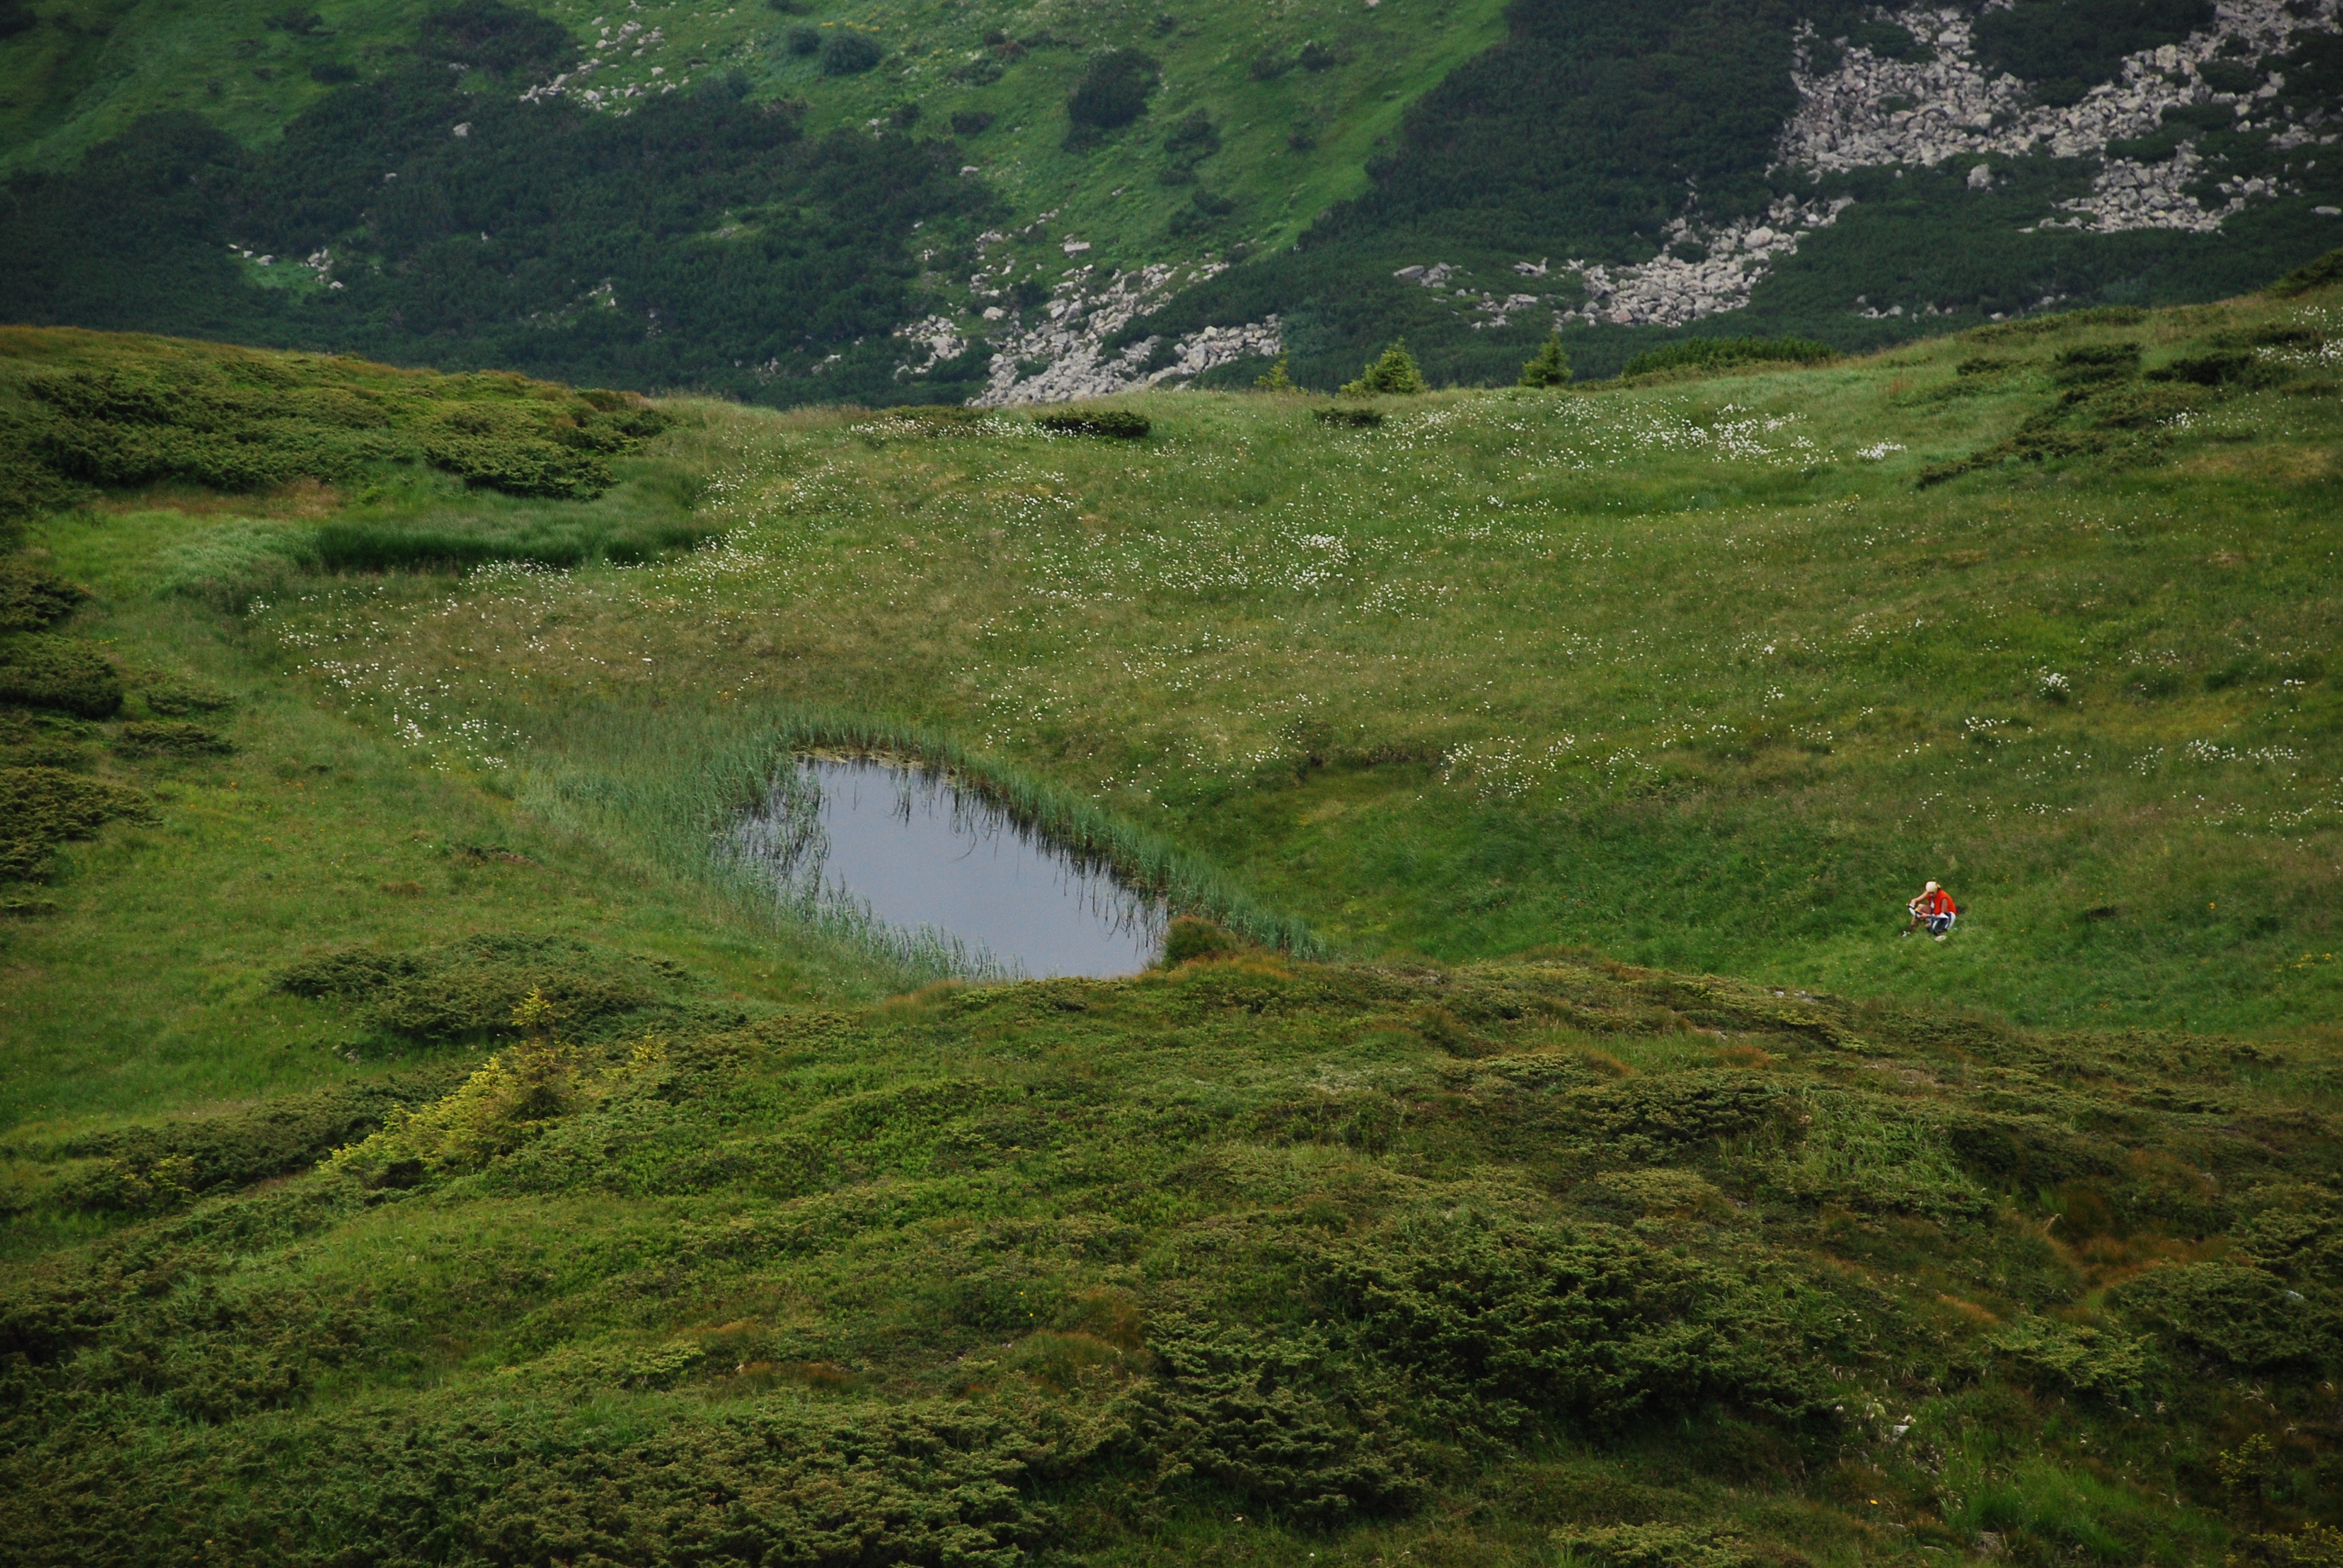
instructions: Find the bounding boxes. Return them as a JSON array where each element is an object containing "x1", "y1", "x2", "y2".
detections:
[{"x1": 735, "y1": 757, "x2": 1165, "y2": 978}]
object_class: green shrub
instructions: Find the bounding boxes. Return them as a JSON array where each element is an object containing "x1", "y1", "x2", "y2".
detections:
[
  {"x1": 0, "y1": 765, "x2": 150, "y2": 881},
  {"x1": 1987, "y1": 1318, "x2": 2149, "y2": 1401},
  {"x1": 41, "y1": 1071, "x2": 462, "y2": 1213},
  {"x1": 818, "y1": 29, "x2": 882, "y2": 74},
  {"x1": 1067, "y1": 49, "x2": 1159, "y2": 134},
  {"x1": 0, "y1": 633, "x2": 124, "y2": 716},
  {"x1": 784, "y1": 22, "x2": 819, "y2": 54},
  {"x1": 2051, "y1": 342, "x2": 2140, "y2": 384},
  {"x1": 1313, "y1": 406, "x2": 1383, "y2": 427},
  {"x1": 1553, "y1": 1523, "x2": 1754, "y2": 1568},
  {"x1": 1161, "y1": 915, "x2": 1236, "y2": 965},
  {"x1": 1973, "y1": 0, "x2": 2215, "y2": 107},
  {"x1": 2268, "y1": 246, "x2": 2343, "y2": 299},
  {"x1": 1340, "y1": 341, "x2": 1427, "y2": 397},
  {"x1": 2148, "y1": 349, "x2": 2264, "y2": 387},
  {"x1": 419, "y1": 430, "x2": 612, "y2": 498},
  {"x1": 113, "y1": 720, "x2": 233, "y2": 758},
  {"x1": 880, "y1": 405, "x2": 992, "y2": 434},
  {"x1": 1844, "y1": 18, "x2": 1928, "y2": 61},
  {"x1": 1316, "y1": 1217, "x2": 1830, "y2": 1436},
  {"x1": 1034, "y1": 408, "x2": 1150, "y2": 439},
  {"x1": 1561, "y1": 1071, "x2": 1784, "y2": 1151},
  {"x1": 274, "y1": 933, "x2": 713, "y2": 1045},
  {"x1": 1519, "y1": 334, "x2": 1573, "y2": 388},
  {"x1": 0, "y1": 560, "x2": 87, "y2": 631},
  {"x1": 951, "y1": 108, "x2": 995, "y2": 136},
  {"x1": 326, "y1": 1036, "x2": 654, "y2": 1184},
  {"x1": 1132, "y1": 1315, "x2": 1429, "y2": 1526},
  {"x1": 137, "y1": 679, "x2": 231, "y2": 716},
  {"x1": 2113, "y1": 1263, "x2": 2339, "y2": 1371},
  {"x1": 1619, "y1": 336, "x2": 1833, "y2": 379}
]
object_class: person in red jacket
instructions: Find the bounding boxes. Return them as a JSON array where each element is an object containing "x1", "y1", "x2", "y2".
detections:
[{"x1": 1905, "y1": 881, "x2": 1958, "y2": 940}]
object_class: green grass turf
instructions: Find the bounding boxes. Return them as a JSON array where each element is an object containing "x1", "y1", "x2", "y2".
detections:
[
  {"x1": 103, "y1": 286, "x2": 2328, "y2": 1041},
  {"x1": 2, "y1": 289, "x2": 2340, "y2": 1564}
]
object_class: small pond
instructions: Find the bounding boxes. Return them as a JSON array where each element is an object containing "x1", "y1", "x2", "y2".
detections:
[{"x1": 732, "y1": 756, "x2": 1166, "y2": 978}]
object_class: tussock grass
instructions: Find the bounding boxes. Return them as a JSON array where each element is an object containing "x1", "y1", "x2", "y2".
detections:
[
  {"x1": 231, "y1": 279, "x2": 2343, "y2": 1031},
  {"x1": 520, "y1": 702, "x2": 1320, "y2": 981}
]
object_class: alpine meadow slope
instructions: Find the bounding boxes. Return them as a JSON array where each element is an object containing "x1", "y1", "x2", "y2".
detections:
[
  {"x1": 4, "y1": 14, "x2": 2343, "y2": 1561},
  {"x1": 0, "y1": 275, "x2": 2339, "y2": 1565}
]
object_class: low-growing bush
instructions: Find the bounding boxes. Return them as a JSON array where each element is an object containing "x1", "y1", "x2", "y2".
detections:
[
  {"x1": 1161, "y1": 915, "x2": 1236, "y2": 964},
  {"x1": 275, "y1": 933, "x2": 722, "y2": 1045},
  {"x1": 113, "y1": 720, "x2": 232, "y2": 758},
  {"x1": 1313, "y1": 406, "x2": 1383, "y2": 427},
  {"x1": 2051, "y1": 342, "x2": 2140, "y2": 384},
  {"x1": 1987, "y1": 1318, "x2": 2149, "y2": 1401},
  {"x1": 1132, "y1": 1315, "x2": 1430, "y2": 1526},
  {"x1": 1316, "y1": 1217, "x2": 1831, "y2": 1437},
  {"x1": 326, "y1": 1030, "x2": 664, "y2": 1184},
  {"x1": 0, "y1": 560, "x2": 87, "y2": 631},
  {"x1": 1619, "y1": 336, "x2": 1833, "y2": 379},
  {"x1": 1067, "y1": 49, "x2": 1159, "y2": 136},
  {"x1": 0, "y1": 633, "x2": 124, "y2": 716},
  {"x1": 41, "y1": 1071, "x2": 464, "y2": 1214},
  {"x1": 14, "y1": 359, "x2": 669, "y2": 507},
  {"x1": 139, "y1": 679, "x2": 232, "y2": 716},
  {"x1": 0, "y1": 765, "x2": 150, "y2": 881},
  {"x1": 2267, "y1": 246, "x2": 2343, "y2": 298},
  {"x1": 1034, "y1": 408, "x2": 1150, "y2": 439},
  {"x1": 2113, "y1": 1263, "x2": 2339, "y2": 1371},
  {"x1": 881, "y1": 405, "x2": 992, "y2": 434},
  {"x1": 818, "y1": 29, "x2": 882, "y2": 74},
  {"x1": 1553, "y1": 1523, "x2": 1755, "y2": 1568}
]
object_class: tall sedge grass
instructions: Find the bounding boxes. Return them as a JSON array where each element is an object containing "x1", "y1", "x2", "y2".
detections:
[{"x1": 520, "y1": 701, "x2": 1323, "y2": 984}]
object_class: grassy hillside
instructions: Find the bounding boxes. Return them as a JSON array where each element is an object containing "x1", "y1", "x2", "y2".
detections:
[
  {"x1": 7, "y1": 951, "x2": 2343, "y2": 1566},
  {"x1": 43, "y1": 279, "x2": 2321, "y2": 1034},
  {"x1": 1, "y1": 280, "x2": 2339, "y2": 1563}
]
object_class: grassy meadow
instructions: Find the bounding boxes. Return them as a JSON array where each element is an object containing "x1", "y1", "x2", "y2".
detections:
[
  {"x1": 1, "y1": 277, "x2": 2341, "y2": 1564},
  {"x1": 147, "y1": 287, "x2": 2343, "y2": 1037}
]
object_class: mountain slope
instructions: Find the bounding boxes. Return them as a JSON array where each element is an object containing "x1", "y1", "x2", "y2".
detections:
[
  {"x1": 1, "y1": 272, "x2": 2340, "y2": 1568},
  {"x1": 5, "y1": 0, "x2": 2342, "y2": 398}
]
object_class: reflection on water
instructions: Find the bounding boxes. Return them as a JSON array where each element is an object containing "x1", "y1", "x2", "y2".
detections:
[{"x1": 732, "y1": 757, "x2": 1165, "y2": 979}]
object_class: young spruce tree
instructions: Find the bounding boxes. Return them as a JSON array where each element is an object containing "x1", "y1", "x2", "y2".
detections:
[
  {"x1": 1340, "y1": 340, "x2": 1426, "y2": 396},
  {"x1": 1519, "y1": 334, "x2": 1573, "y2": 387}
]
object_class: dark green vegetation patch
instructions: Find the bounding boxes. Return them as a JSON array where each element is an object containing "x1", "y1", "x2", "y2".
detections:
[
  {"x1": 0, "y1": 1, "x2": 1001, "y2": 407},
  {"x1": 0, "y1": 765, "x2": 150, "y2": 881},
  {"x1": 274, "y1": 933, "x2": 744, "y2": 1048},
  {"x1": 1, "y1": 953, "x2": 2337, "y2": 1563},
  {"x1": 1033, "y1": 407, "x2": 1152, "y2": 438},
  {"x1": 1619, "y1": 336, "x2": 1836, "y2": 381},
  {"x1": 2, "y1": 331, "x2": 669, "y2": 504},
  {"x1": 0, "y1": 632, "x2": 123, "y2": 717}
]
